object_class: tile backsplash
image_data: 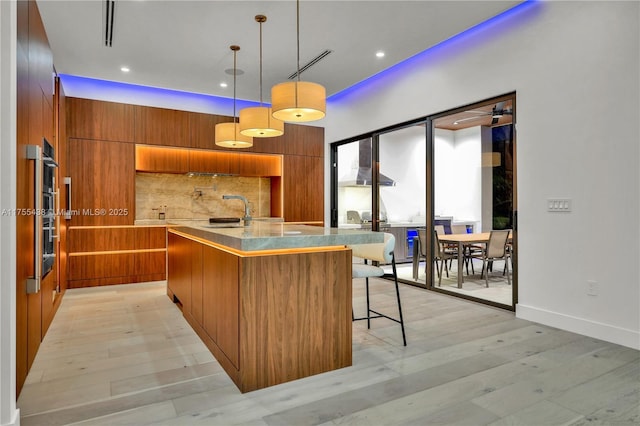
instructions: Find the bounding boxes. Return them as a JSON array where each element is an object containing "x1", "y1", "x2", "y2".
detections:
[{"x1": 136, "y1": 173, "x2": 272, "y2": 220}]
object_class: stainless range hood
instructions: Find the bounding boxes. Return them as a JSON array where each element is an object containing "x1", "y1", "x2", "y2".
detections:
[{"x1": 339, "y1": 140, "x2": 396, "y2": 187}]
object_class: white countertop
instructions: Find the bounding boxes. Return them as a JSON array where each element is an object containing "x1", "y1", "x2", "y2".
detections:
[{"x1": 168, "y1": 220, "x2": 384, "y2": 251}]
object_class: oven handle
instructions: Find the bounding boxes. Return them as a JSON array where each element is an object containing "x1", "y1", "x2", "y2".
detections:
[
  {"x1": 26, "y1": 145, "x2": 42, "y2": 294},
  {"x1": 64, "y1": 177, "x2": 72, "y2": 220},
  {"x1": 51, "y1": 183, "x2": 59, "y2": 241}
]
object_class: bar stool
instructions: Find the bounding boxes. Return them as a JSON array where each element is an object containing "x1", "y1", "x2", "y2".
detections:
[{"x1": 348, "y1": 233, "x2": 407, "y2": 346}]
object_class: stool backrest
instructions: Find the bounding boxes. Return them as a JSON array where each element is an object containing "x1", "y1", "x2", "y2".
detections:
[{"x1": 349, "y1": 233, "x2": 395, "y2": 263}]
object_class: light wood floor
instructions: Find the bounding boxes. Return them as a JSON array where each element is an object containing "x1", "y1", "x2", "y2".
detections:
[{"x1": 17, "y1": 280, "x2": 639, "y2": 425}]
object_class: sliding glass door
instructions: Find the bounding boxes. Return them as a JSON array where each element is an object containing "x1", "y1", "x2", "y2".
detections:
[
  {"x1": 330, "y1": 93, "x2": 516, "y2": 310},
  {"x1": 431, "y1": 94, "x2": 516, "y2": 308}
]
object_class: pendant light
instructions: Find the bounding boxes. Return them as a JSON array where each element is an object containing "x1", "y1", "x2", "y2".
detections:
[
  {"x1": 271, "y1": 0, "x2": 326, "y2": 122},
  {"x1": 215, "y1": 45, "x2": 253, "y2": 148},
  {"x1": 239, "y1": 15, "x2": 284, "y2": 137}
]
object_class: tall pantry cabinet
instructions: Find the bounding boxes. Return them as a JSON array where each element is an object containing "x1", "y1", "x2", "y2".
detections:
[{"x1": 16, "y1": 0, "x2": 63, "y2": 395}]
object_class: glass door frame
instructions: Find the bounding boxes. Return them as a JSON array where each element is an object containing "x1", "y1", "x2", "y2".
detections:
[
  {"x1": 427, "y1": 93, "x2": 517, "y2": 311},
  {"x1": 330, "y1": 92, "x2": 517, "y2": 311}
]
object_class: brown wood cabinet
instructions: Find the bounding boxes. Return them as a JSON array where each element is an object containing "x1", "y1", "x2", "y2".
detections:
[
  {"x1": 188, "y1": 111, "x2": 234, "y2": 150},
  {"x1": 188, "y1": 149, "x2": 239, "y2": 174},
  {"x1": 167, "y1": 230, "x2": 351, "y2": 393},
  {"x1": 238, "y1": 153, "x2": 282, "y2": 177},
  {"x1": 16, "y1": 0, "x2": 60, "y2": 395},
  {"x1": 67, "y1": 139, "x2": 135, "y2": 226},
  {"x1": 202, "y1": 244, "x2": 239, "y2": 368},
  {"x1": 66, "y1": 98, "x2": 135, "y2": 142},
  {"x1": 135, "y1": 145, "x2": 190, "y2": 173},
  {"x1": 167, "y1": 231, "x2": 191, "y2": 309},
  {"x1": 283, "y1": 155, "x2": 324, "y2": 223},
  {"x1": 135, "y1": 105, "x2": 190, "y2": 146},
  {"x1": 67, "y1": 226, "x2": 166, "y2": 288}
]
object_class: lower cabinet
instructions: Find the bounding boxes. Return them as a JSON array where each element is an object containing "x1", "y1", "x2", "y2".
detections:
[
  {"x1": 167, "y1": 232, "x2": 240, "y2": 372},
  {"x1": 67, "y1": 226, "x2": 166, "y2": 288},
  {"x1": 167, "y1": 230, "x2": 352, "y2": 393}
]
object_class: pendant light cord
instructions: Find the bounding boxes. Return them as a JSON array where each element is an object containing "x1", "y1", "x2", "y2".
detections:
[
  {"x1": 295, "y1": 0, "x2": 300, "y2": 106},
  {"x1": 259, "y1": 19, "x2": 263, "y2": 106},
  {"x1": 233, "y1": 47, "x2": 237, "y2": 124}
]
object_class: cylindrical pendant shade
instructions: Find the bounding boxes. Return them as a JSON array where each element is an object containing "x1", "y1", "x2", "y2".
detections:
[
  {"x1": 215, "y1": 122, "x2": 253, "y2": 148},
  {"x1": 239, "y1": 106, "x2": 285, "y2": 137},
  {"x1": 271, "y1": 81, "x2": 326, "y2": 122}
]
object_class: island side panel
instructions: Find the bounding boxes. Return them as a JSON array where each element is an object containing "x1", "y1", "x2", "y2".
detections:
[{"x1": 239, "y1": 248, "x2": 353, "y2": 392}]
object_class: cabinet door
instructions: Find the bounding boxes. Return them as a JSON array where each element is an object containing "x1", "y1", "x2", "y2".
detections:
[
  {"x1": 67, "y1": 139, "x2": 135, "y2": 226},
  {"x1": 238, "y1": 153, "x2": 282, "y2": 177},
  {"x1": 189, "y1": 112, "x2": 235, "y2": 150},
  {"x1": 135, "y1": 105, "x2": 190, "y2": 146},
  {"x1": 283, "y1": 155, "x2": 324, "y2": 223},
  {"x1": 188, "y1": 150, "x2": 239, "y2": 175},
  {"x1": 167, "y1": 232, "x2": 191, "y2": 308},
  {"x1": 190, "y1": 240, "x2": 203, "y2": 326},
  {"x1": 282, "y1": 124, "x2": 324, "y2": 157},
  {"x1": 202, "y1": 245, "x2": 239, "y2": 368},
  {"x1": 135, "y1": 145, "x2": 189, "y2": 173},
  {"x1": 66, "y1": 98, "x2": 135, "y2": 142}
]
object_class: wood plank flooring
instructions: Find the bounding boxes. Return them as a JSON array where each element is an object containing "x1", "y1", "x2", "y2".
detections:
[{"x1": 17, "y1": 280, "x2": 639, "y2": 425}]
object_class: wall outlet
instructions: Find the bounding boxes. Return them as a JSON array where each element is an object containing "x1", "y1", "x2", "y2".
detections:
[
  {"x1": 587, "y1": 280, "x2": 598, "y2": 296},
  {"x1": 548, "y1": 198, "x2": 572, "y2": 212}
]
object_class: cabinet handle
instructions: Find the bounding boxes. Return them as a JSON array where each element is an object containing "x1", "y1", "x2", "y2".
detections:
[{"x1": 26, "y1": 145, "x2": 42, "y2": 294}]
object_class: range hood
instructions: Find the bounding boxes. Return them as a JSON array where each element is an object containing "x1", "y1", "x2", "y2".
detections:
[{"x1": 339, "y1": 140, "x2": 396, "y2": 187}]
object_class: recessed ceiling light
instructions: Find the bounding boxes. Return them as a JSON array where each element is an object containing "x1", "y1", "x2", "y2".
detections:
[
  {"x1": 120, "y1": 66, "x2": 130, "y2": 72},
  {"x1": 375, "y1": 51, "x2": 385, "y2": 58},
  {"x1": 220, "y1": 82, "x2": 228, "y2": 88}
]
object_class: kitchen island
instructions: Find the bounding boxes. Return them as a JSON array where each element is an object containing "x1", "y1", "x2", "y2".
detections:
[{"x1": 166, "y1": 221, "x2": 383, "y2": 393}]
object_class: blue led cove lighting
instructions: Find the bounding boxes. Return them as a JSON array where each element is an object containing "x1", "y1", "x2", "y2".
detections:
[
  {"x1": 328, "y1": 0, "x2": 542, "y2": 104},
  {"x1": 58, "y1": 74, "x2": 260, "y2": 115}
]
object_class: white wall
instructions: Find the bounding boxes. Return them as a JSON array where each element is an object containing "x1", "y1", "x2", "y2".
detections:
[
  {"x1": 0, "y1": 1, "x2": 20, "y2": 424},
  {"x1": 379, "y1": 126, "x2": 427, "y2": 223},
  {"x1": 434, "y1": 127, "x2": 482, "y2": 229},
  {"x1": 325, "y1": 1, "x2": 640, "y2": 349}
]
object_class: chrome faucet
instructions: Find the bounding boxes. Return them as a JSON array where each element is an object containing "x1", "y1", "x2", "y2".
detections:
[{"x1": 222, "y1": 195, "x2": 252, "y2": 225}]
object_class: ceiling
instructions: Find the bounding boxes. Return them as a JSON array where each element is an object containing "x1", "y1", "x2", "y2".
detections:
[
  {"x1": 434, "y1": 98, "x2": 513, "y2": 130},
  {"x1": 37, "y1": 1, "x2": 523, "y2": 103}
]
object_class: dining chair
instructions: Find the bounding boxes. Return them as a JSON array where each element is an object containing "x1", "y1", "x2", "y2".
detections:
[
  {"x1": 450, "y1": 224, "x2": 467, "y2": 234},
  {"x1": 471, "y1": 229, "x2": 511, "y2": 287},
  {"x1": 433, "y1": 229, "x2": 457, "y2": 286},
  {"x1": 348, "y1": 233, "x2": 407, "y2": 346},
  {"x1": 450, "y1": 224, "x2": 479, "y2": 275}
]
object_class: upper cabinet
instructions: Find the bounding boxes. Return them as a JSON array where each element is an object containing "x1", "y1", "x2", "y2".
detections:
[
  {"x1": 67, "y1": 139, "x2": 135, "y2": 226},
  {"x1": 282, "y1": 124, "x2": 324, "y2": 157},
  {"x1": 67, "y1": 98, "x2": 135, "y2": 142},
  {"x1": 136, "y1": 145, "x2": 190, "y2": 173},
  {"x1": 189, "y1": 112, "x2": 233, "y2": 150},
  {"x1": 134, "y1": 105, "x2": 190, "y2": 146},
  {"x1": 65, "y1": 98, "x2": 325, "y2": 223}
]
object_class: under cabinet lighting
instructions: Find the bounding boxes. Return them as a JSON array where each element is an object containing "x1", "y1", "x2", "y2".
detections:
[
  {"x1": 120, "y1": 66, "x2": 130, "y2": 73},
  {"x1": 376, "y1": 51, "x2": 385, "y2": 58}
]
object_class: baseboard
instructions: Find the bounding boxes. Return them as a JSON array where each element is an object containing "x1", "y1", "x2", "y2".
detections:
[
  {"x1": 516, "y1": 304, "x2": 640, "y2": 350},
  {"x1": 1, "y1": 408, "x2": 20, "y2": 426}
]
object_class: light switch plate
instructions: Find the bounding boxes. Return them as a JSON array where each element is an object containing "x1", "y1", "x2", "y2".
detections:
[{"x1": 547, "y1": 198, "x2": 572, "y2": 212}]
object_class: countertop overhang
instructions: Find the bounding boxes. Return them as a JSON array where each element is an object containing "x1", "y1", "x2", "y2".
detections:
[{"x1": 168, "y1": 220, "x2": 384, "y2": 251}]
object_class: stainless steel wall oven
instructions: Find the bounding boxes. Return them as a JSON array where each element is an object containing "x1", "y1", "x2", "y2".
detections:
[{"x1": 26, "y1": 138, "x2": 58, "y2": 293}]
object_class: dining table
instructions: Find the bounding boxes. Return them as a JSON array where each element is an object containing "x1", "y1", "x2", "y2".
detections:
[{"x1": 437, "y1": 231, "x2": 512, "y2": 288}]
